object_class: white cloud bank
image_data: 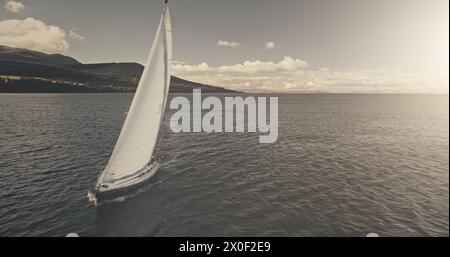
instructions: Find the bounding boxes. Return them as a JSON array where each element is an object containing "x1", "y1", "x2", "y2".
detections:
[
  {"x1": 69, "y1": 29, "x2": 85, "y2": 41},
  {"x1": 265, "y1": 41, "x2": 275, "y2": 50},
  {"x1": 217, "y1": 40, "x2": 242, "y2": 48},
  {"x1": 173, "y1": 56, "x2": 449, "y2": 93},
  {"x1": 3, "y1": 0, "x2": 25, "y2": 13},
  {"x1": 0, "y1": 17, "x2": 84, "y2": 53}
]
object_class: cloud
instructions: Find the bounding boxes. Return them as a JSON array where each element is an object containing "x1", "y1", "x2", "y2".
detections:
[
  {"x1": 217, "y1": 40, "x2": 242, "y2": 48},
  {"x1": 69, "y1": 29, "x2": 85, "y2": 41},
  {"x1": 3, "y1": 0, "x2": 25, "y2": 13},
  {"x1": 174, "y1": 56, "x2": 308, "y2": 74},
  {"x1": 0, "y1": 17, "x2": 70, "y2": 53},
  {"x1": 172, "y1": 56, "x2": 449, "y2": 93},
  {"x1": 265, "y1": 41, "x2": 275, "y2": 50},
  {"x1": 217, "y1": 56, "x2": 308, "y2": 74}
]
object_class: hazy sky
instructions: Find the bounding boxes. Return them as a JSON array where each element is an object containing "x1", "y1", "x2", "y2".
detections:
[{"x1": 0, "y1": 0, "x2": 448, "y2": 93}]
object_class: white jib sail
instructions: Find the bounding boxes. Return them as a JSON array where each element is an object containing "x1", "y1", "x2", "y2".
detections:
[{"x1": 97, "y1": 5, "x2": 172, "y2": 186}]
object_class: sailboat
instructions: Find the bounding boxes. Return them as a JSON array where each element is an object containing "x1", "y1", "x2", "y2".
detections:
[{"x1": 91, "y1": 1, "x2": 172, "y2": 203}]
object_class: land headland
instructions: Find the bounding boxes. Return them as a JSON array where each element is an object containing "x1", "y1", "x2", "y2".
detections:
[{"x1": 0, "y1": 45, "x2": 238, "y2": 93}]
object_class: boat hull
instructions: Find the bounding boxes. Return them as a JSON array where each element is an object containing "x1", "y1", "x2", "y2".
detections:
[{"x1": 92, "y1": 162, "x2": 160, "y2": 203}]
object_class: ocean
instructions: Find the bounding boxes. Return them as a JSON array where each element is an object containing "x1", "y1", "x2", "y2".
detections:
[{"x1": 0, "y1": 93, "x2": 448, "y2": 236}]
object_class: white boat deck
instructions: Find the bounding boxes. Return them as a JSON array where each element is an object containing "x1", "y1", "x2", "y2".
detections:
[{"x1": 96, "y1": 162, "x2": 160, "y2": 193}]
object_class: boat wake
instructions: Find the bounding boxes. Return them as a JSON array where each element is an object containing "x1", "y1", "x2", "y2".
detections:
[{"x1": 87, "y1": 191, "x2": 97, "y2": 205}]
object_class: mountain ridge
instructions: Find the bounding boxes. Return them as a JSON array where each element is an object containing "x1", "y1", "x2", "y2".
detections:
[
  {"x1": 0, "y1": 45, "x2": 238, "y2": 93},
  {"x1": 0, "y1": 45, "x2": 81, "y2": 65}
]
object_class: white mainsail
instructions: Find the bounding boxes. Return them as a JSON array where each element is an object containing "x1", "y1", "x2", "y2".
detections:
[{"x1": 97, "y1": 4, "x2": 172, "y2": 188}]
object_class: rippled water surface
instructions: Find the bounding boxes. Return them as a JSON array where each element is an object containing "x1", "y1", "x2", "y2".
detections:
[{"x1": 0, "y1": 93, "x2": 448, "y2": 236}]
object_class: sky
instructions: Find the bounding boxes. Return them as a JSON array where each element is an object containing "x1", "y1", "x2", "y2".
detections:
[{"x1": 0, "y1": 0, "x2": 448, "y2": 93}]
